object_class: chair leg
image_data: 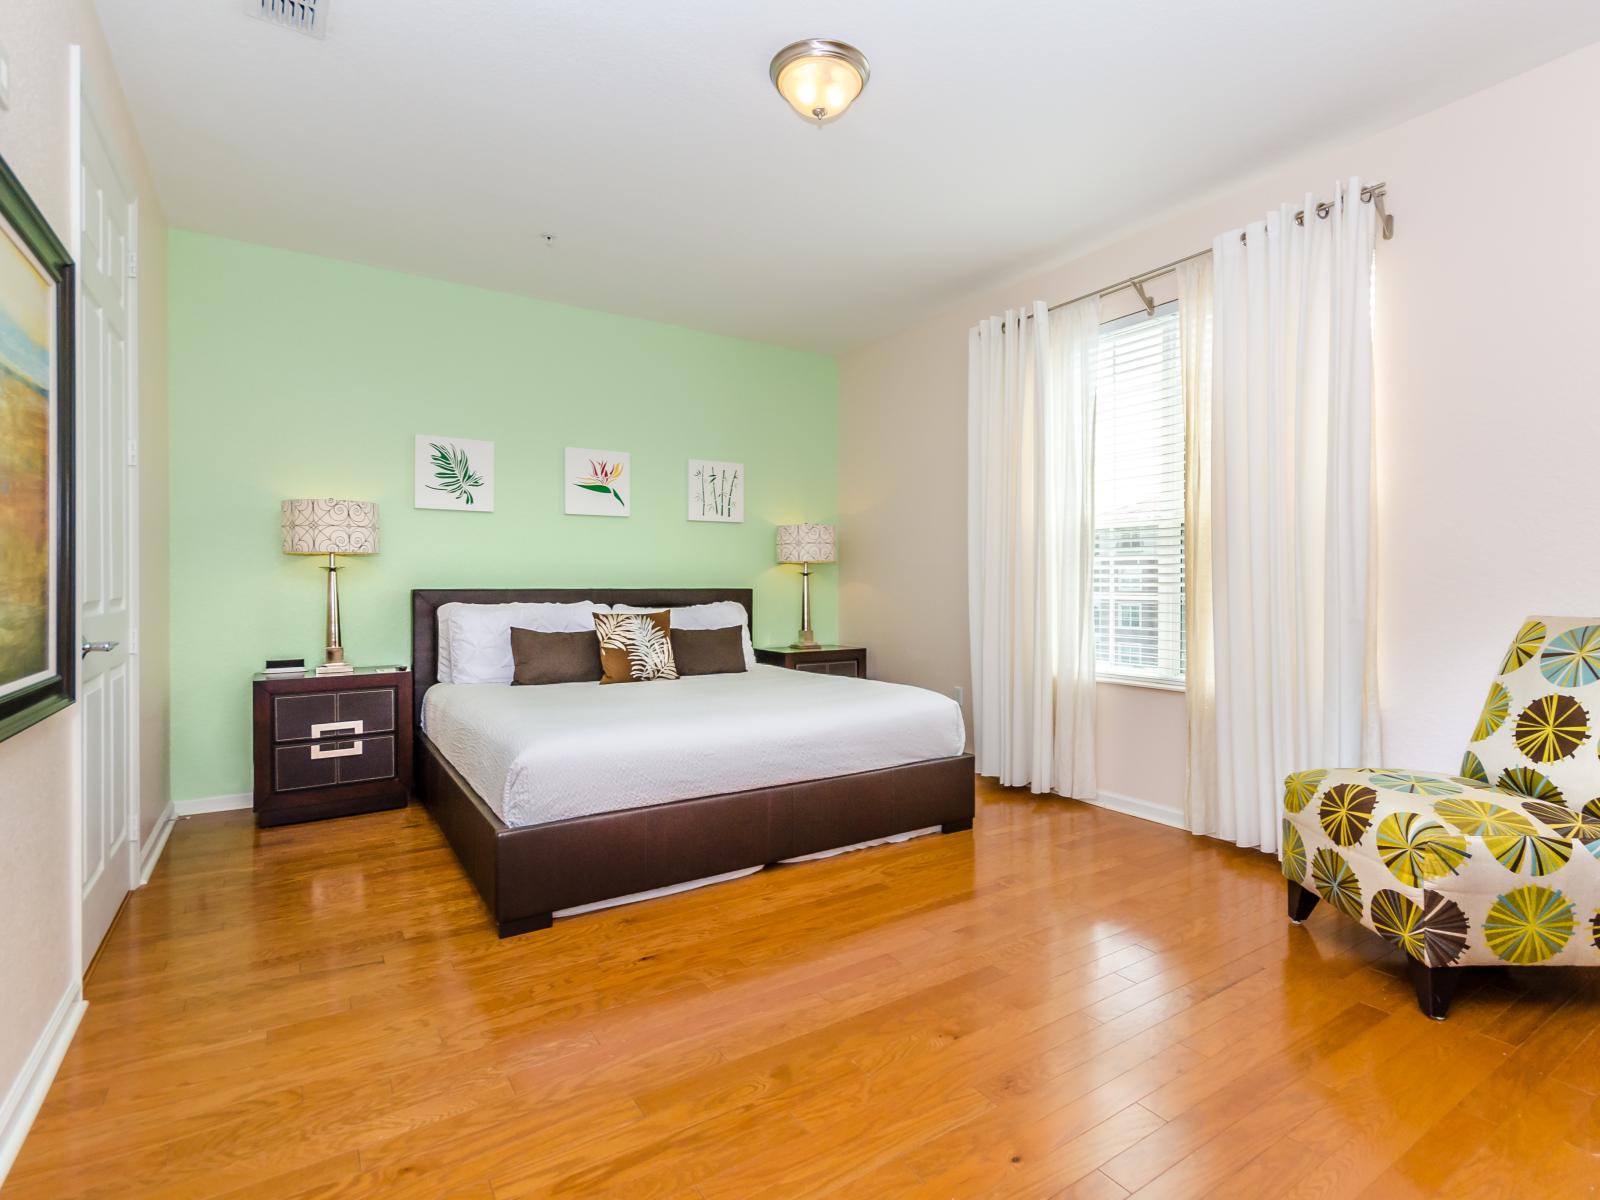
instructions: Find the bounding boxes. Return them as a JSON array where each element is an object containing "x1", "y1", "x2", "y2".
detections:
[
  {"x1": 1286, "y1": 879, "x2": 1320, "y2": 924},
  {"x1": 497, "y1": 912, "x2": 553, "y2": 938},
  {"x1": 1407, "y1": 958, "x2": 1460, "y2": 1021}
]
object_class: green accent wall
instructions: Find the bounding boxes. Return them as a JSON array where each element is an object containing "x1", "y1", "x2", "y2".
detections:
[{"x1": 169, "y1": 232, "x2": 838, "y2": 804}]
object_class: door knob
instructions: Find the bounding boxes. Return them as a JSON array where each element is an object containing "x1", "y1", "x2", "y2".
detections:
[{"x1": 81, "y1": 640, "x2": 120, "y2": 657}]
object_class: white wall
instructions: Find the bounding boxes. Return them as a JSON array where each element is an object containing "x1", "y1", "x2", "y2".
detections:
[
  {"x1": 0, "y1": 0, "x2": 167, "y2": 1176},
  {"x1": 840, "y1": 42, "x2": 1600, "y2": 822}
]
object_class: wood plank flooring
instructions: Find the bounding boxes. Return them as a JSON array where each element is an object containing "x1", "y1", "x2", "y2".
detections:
[{"x1": 10, "y1": 780, "x2": 1600, "y2": 1198}]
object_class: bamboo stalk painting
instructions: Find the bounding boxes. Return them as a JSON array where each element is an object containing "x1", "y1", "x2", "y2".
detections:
[{"x1": 688, "y1": 459, "x2": 745, "y2": 523}]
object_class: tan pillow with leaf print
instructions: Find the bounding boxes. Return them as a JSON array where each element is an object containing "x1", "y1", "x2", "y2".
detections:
[{"x1": 593, "y1": 611, "x2": 679, "y2": 684}]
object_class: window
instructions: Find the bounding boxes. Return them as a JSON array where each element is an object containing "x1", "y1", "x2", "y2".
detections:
[{"x1": 1093, "y1": 301, "x2": 1184, "y2": 685}]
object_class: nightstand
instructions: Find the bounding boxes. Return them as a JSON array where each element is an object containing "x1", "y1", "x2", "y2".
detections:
[
  {"x1": 755, "y1": 645, "x2": 868, "y2": 678},
  {"x1": 251, "y1": 667, "x2": 413, "y2": 827}
]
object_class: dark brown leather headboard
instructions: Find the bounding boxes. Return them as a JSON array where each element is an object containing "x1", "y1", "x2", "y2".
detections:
[{"x1": 410, "y1": 588, "x2": 755, "y2": 726}]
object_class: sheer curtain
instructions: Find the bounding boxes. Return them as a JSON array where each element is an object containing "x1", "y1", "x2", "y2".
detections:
[
  {"x1": 1176, "y1": 257, "x2": 1216, "y2": 833},
  {"x1": 968, "y1": 297, "x2": 1099, "y2": 797},
  {"x1": 1196, "y1": 178, "x2": 1380, "y2": 851}
]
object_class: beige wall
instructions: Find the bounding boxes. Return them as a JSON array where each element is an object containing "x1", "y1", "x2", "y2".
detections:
[
  {"x1": 0, "y1": 0, "x2": 167, "y2": 1147},
  {"x1": 840, "y1": 42, "x2": 1600, "y2": 821}
]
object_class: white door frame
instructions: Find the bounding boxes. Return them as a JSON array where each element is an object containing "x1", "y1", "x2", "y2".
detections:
[{"x1": 71, "y1": 49, "x2": 142, "y2": 967}]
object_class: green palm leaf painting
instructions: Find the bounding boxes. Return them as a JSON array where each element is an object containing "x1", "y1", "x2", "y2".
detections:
[{"x1": 427, "y1": 441, "x2": 484, "y2": 505}]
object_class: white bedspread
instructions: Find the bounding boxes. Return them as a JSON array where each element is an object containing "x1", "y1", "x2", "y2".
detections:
[{"x1": 421, "y1": 665, "x2": 966, "y2": 829}]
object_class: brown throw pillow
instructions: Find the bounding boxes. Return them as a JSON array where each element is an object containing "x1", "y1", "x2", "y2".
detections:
[
  {"x1": 510, "y1": 627, "x2": 603, "y2": 685},
  {"x1": 594, "y1": 611, "x2": 679, "y2": 684},
  {"x1": 670, "y1": 626, "x2": 747, "y2": 677}
]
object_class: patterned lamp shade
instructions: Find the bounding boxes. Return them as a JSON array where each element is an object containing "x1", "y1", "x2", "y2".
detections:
[
  {"x1": 281, "y1": 499, "x2": 379, "y2": 556},
  {"x1": 776, "y1": 523, "x2": 837, "y2": 564}
]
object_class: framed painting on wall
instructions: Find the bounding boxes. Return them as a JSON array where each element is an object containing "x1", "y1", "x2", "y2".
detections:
[
  {"x1": 0, "y1": 152, "x2": 76, "y2": 744},
  {"x1": 687, "y1": 460, "x2": 744, "y2": 523},
  {"x1": 565, "y1": 448, "x2": 630, "y2": 517},
  {"x1": 415, "y1": 435, "x2": 495, "y2": 511}
]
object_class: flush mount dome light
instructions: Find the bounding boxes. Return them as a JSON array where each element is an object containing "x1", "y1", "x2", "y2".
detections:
[{"x1": 769, "y1": 39, "x2": 870, "y2": 125}]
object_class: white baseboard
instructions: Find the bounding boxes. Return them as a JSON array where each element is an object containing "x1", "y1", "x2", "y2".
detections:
[
  {"x1": 137, "y1": 800, "x2": 176, "y2": 886},
  {"x1": 0, "y1": 982, "x2": 87, "y2": 1187},
  {"x1": 173, "y1": 792, "x2": 252, "y2": 817},
  {"x1": 1089, "y1": 789, "x2": 1186, "y2": 830}
]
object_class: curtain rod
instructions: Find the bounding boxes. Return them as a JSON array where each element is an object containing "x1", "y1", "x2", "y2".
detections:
[{"x1": 1022, "y1": 182, "x2": 1392, "y2": 321}]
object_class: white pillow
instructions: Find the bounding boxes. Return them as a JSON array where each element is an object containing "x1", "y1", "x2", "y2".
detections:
[
  {"x1": 437, "y1": 601, "x2": 608, "y2": 685},
  {"x1": 613, "y1": 601, "x2": 755, "y2": 669}
]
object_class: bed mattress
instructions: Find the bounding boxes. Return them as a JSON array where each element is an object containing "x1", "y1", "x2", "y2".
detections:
[{"x1": 421, "y1": 665, "x2": 966, "y2": 829}]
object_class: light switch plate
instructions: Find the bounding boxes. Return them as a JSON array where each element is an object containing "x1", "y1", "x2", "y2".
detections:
[{"x1": 0, "y1": 42, "x2": 11, "y2": 111}]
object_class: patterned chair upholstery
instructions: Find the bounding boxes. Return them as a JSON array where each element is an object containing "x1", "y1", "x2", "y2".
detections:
[{"x1": 1283, "y1": 616, "x2": 1600, "y2": 1018}]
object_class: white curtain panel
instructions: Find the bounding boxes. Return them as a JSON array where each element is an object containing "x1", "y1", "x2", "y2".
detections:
[
  {"x1": 1200, "y1": 178, "x2": 1380, "y2": 851},
  {"x1": 967, "y1": 298, "x2": 1098, "y2": 797},
  {"x1": 1045, "y1": 299, "x2": 1099, "y2": 800},
  {"x1": 1176, "y1": 257, "x2": 1216, "y2": 833}
]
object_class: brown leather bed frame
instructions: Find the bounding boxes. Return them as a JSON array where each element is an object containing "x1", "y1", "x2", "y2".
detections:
[{"x1": 412, "y1": 588, "x2": 976, "y2": 937}]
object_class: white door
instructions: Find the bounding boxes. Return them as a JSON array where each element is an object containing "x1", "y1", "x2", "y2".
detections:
[{"x1": 79, "y1": 96, "x2": 138, "y2": 963}]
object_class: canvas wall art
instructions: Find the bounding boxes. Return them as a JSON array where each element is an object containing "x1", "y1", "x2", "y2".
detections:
[
  {"x1": 415, "y1": 435, "x2": 495, "y2": 511},
  {"x1": 688, "y1": 459, "x2": 744, "y2": 522},
  {"x1": 0, "y1": 154, "x2": 75, "y2": 743},
  {"x1": 565, "y1": 448, "x2": 630, "y2": 516}
]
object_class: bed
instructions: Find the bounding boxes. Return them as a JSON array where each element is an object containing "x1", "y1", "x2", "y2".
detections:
[{"x1": 412, "y1": 588, "x2": 976, "y2": 936}]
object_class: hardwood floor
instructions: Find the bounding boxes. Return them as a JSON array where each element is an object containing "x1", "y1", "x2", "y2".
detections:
[{"x1": 10, "y1": 780, "x2": 1600, "y2": 1198}]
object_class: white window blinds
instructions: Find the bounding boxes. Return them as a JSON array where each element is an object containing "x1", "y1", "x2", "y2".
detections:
[{"x1": 1093, "y1": 300, "x2": 1185, "y2": 684}]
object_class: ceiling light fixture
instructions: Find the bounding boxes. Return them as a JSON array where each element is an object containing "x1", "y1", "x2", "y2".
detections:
[{"x1": 769, "y1": 39, "x2": 870, "y2": 125}]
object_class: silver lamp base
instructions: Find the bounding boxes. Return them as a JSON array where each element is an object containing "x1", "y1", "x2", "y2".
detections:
[
  {"x1": 323, "y1": 552, "x2": 345, "y2": 665},
  {"x1": 789, "y1": 561, "x2": 819, "y2": 648}
]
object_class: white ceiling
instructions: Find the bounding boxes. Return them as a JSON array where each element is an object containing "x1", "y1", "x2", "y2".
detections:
[{"x1": 95, "y1": 1, "x2": 1600, "y2": 352}]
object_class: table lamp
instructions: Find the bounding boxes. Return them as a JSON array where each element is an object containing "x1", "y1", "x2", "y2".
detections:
[
  {"x1": 776, "y1": 523, "x2": 836, "y2": 648},
  {"x1": 281, "y1": 499, "x2": 378, "y2": 670}
]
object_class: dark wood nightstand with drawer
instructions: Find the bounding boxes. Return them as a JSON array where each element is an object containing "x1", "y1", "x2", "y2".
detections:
[
  {"x1": 754, "y1": 645, "x2": 868, "y2": 678},
  {"x1": 251, "y1": 667, "x2": 413, "y2": 826}
]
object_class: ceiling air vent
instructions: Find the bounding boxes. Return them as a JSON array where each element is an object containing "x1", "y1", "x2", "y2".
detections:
[{"x1": 245, "y1": 0, "x2": 327, "y2": 38}]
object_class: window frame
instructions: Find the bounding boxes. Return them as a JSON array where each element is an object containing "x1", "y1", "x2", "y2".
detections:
[{"x1": 1092, "y1": 300, "x2": 1186, "y2": 692}]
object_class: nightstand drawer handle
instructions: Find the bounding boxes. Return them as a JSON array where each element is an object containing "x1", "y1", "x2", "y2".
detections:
[
  {"x1": 310, "y1": 739, "x2": 364, "y2": 760},
  {"x1": 310, "y1": 719, "x2": 363, "y2": 738}
]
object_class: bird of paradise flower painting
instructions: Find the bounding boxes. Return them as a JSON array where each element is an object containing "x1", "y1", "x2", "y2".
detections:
[
  {"x1": 0, "y1": 223, "x2": 55, "y2": 701},
  {"x1": 565, "y1": 448, "x2": 631, "y2": 517}
]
